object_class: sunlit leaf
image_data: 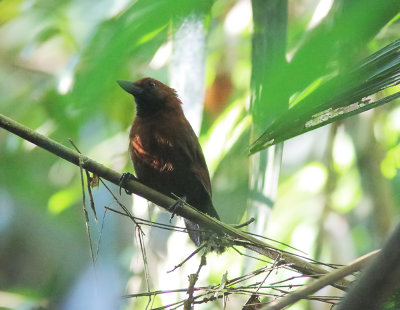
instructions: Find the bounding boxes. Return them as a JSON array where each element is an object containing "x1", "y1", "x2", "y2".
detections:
[
  {"x1": 48, "y1": 186, "x2": 80, "y2": 214},
  {"x1": 0, "y1": 0, "x2": 22, "y2": 24}
]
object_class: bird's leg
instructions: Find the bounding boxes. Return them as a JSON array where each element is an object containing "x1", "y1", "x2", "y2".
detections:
[
  {"x1": 168, "y1": 195, "x2": 187, "y2": 222},
  {"x1": 119, "y1": 172, "x2": 138, "y2": 195}
]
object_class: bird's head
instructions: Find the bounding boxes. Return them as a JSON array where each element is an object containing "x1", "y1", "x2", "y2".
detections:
[{"x1": 117, "y1": 77, "x2": 182, "y2": 117}]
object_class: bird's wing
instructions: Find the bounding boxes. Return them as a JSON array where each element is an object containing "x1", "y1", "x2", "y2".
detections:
[{"x1": 179, "y1": 122, "x2": 213, "y2": 197}]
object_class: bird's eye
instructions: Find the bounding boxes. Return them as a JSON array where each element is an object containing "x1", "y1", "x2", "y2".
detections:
[{"x1": 148, "y1": 81, "x2": 156, "y2": 87}]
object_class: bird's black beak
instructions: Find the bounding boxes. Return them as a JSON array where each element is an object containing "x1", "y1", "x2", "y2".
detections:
[{"x1": 117, "y1": 80, "x2": 143, "y2": 96}]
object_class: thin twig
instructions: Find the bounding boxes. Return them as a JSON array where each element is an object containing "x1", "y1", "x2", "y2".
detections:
[
  {"x1": 168, "y1": 245, "x2": 206, "y2": 273},
  {"x1": 256, "y1": 255, "x2": 281, "y2": 294},
  {"x1": 105, "y1": 205, "x2": 224, "y2": 237},
  {"x1": 105, "y1": 206, "x2": 187, "y2": 233},
  {"x1": 185, "y1": 254, "x2": 207, "y2": 309},
  {"x1": 95, "y1": 208, "x2": 109, "y2": 263},
  {"x1": 242, "y1": 231, "x2": 307, "y2": 255},
  {"x1": 137, "y1": 226, "x2": 152, "y2": 310},
  {"x1": 232, "y1": 246, "x2": 272, "y2": 264},
  {"x1": 100, "y1": 179, "x2": 145, "y2": 235},
  {"x1": 234, "y1": 217, "x2": 255, "y2": 229},
  {"x1": 122, "y1": 283, "x2": 305, "y2": 299},
  {"x1": 78, "y1": 155, "x2": 96, "y2": 265},
  {"x1": 99, "y1": 179, "x2": 153, "y2": 308},
  {"x1": 69, "y1": 138, "x2": 98, "y2": 221}
]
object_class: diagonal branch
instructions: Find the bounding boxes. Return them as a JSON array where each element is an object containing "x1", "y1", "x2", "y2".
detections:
[
  {"x1": 263, "y1": 250, "x2": 379, "y2": 309},
  {"x1": 0, "y1": 113, "x2": 351, "y2": 289},
  {"x1": 337, "y1": 223, "x2": 400, "y2": 310}
]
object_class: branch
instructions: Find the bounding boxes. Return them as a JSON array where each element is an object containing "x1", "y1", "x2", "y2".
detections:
[
  {"x1": 337, "y1": 223, "x2": 400, "y2": 310},
  {"x1": 0, "y1": 113, "x2": 351, "y2": 289},
  {"x1": 263, "y1": 250, "x2": 379, "y2": 309}
]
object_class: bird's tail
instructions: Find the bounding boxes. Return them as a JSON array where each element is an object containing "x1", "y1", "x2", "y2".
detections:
[
  {"x1": 184, "y1": 215, "x2": 226, "y2": 253},
  {"x1": 184, "y1": 219, "x2": 203, "y2": 246},
  {"x1": 184, "y1": 205, "x2": 220, "y2": 247}
]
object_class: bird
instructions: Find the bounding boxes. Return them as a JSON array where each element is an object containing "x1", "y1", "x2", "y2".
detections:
[{"x1": 117, "y1": 77, "x2": 220, "y2": 246}]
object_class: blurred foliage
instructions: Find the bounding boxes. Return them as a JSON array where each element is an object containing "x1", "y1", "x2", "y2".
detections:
[
  {"x1": 384, "y1": 288, "x2": 400, "y2": 310},
  {"x1": 0, "y1": 0, "x2": 400, "y2": 309}
]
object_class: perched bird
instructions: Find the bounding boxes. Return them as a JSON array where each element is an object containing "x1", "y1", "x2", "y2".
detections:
[{"x1": 118, "y1": 77, "x2": 220, "y2": 246}]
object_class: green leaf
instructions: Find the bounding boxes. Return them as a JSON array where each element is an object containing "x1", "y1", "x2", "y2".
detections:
[
  {"x1": 286, "y1": 0, "x2": 400, "y2": 97},
  {"x1": 249, "y1": 39, "x2": 400, "y2": 154},
  {"x1": 48, "y1": 186, "x2": 80, "y2": 214}
]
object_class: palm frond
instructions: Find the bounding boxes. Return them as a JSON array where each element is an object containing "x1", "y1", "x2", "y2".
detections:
[{"x1": 249, "y1": 39, "x2": 400, "y2": 154}]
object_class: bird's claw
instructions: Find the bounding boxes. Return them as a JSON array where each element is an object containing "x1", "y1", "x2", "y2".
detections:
[
  {"x1": 169, "y1": 195, "x2": 187, "y2": 222},
  {"x1": 119, "y1": 172, "x2": 137, "y2": 195}
]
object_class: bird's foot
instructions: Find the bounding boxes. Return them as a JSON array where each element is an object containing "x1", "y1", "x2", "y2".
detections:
[
  {"x1": 119, "y1": 172, "x2": 138, "y2": 195},
  {"x1": 168, "y1": 195, "x2": 187, "y2": 222}
]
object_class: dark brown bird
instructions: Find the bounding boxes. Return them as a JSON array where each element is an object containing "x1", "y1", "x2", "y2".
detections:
[{"x1": 118, "y1": 77, "x2": 220, "y2": 246}]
